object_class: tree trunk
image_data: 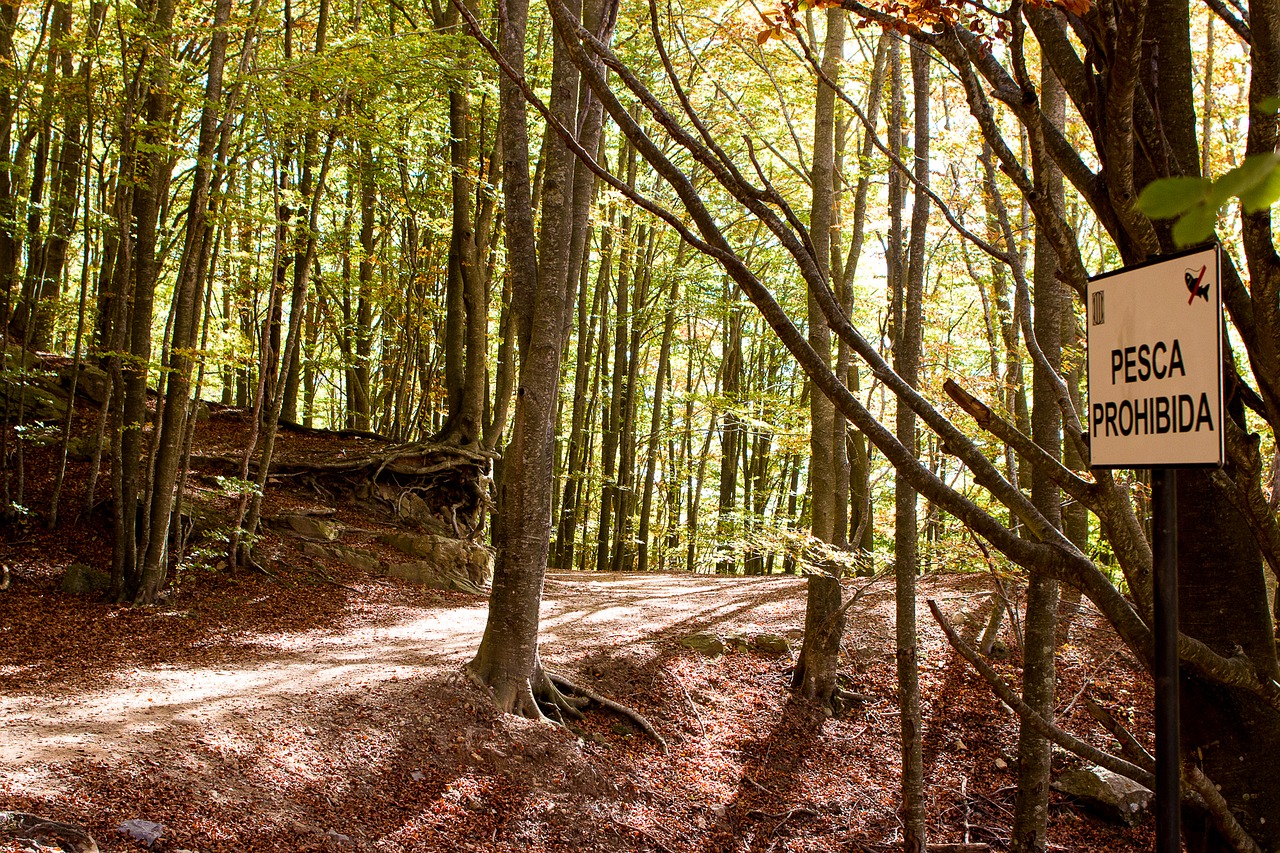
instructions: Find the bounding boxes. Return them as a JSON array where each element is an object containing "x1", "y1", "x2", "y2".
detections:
[
  {"x1": 468, "y1": 0, "x2": 610, "y2": 715},
  {"x1": 893, "y1": 35, "x2": 927, "y2": 853},
  {"x1": 638, "y1": 251, "x2": 681, "y2": 573},
  {"x1": 135, "y1": 0, "x2": 233, "y2": 603},
  {"x1": 716, "y1": 283, "x2": 743, "y2": 575},
  {"x1": 1011, "y1": 57, "x2": 1065, "y2": 853},
  {"x1": 793, "y1": 7, "x2": 845, "y2": 712}
]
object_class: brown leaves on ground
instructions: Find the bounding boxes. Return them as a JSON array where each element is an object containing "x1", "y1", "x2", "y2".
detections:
[{"x1": 3, "y1": 560, "x2": 1154, "y2": 852}]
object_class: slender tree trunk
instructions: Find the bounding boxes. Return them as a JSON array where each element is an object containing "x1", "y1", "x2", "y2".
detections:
[
  {"x1": 793, "y1": 6, "x2": 845, "y2": 712},
  {"x1": 638, "y1": 250, "x2": 681, "y2": 573},
  {"x1": 113, "y1": 0, "x2": 179, "y2": 601},
  {"x1": 135, "y1": 0, "x2": 233, "y2": 603},
  {"x1": 1011, "y1": 56, "x2": 1065, "y2": 853},
  {"x1": 551, "y1": 224, "x2": 606, "y2": 568},
  {"x1": 716, "y1": 283, "x2": 743, "y2": 575},
  {"x1": 893, "y1": 36, "x2": 927, "y2": 853}
]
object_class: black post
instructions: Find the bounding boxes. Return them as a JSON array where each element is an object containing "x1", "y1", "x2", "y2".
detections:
[{"x1": 1152, "y1": 468, "x2": 1180, "y2": 853}]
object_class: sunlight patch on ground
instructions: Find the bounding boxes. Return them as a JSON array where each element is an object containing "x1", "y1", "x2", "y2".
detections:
[{"x1": 0, "y1": 603, "x2": 494, "y2": 769}]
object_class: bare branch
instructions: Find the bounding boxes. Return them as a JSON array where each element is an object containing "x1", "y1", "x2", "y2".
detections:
[{"x1": 927, "y1": 599, "x2": 1155, "y2": 788}]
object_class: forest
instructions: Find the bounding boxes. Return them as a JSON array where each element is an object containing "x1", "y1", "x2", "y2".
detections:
[{"x1": 1, "y1": 0, "x2": 1279, "y2": 850}]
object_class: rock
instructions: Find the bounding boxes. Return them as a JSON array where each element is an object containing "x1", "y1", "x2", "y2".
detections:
[
  {"x1": 385, "y1": 559, "x2": 487, "y2": 594},
  {"x1": 725, "y1": 633, "x2": 750, "y2": 651},
  {"x1": 273, "y1": 513, "x2": 343, "y2": 541},
  {"x1": 378, "y1": 532, "x2": 493, "y2": 590},
  {"x1": 57, "y1": 363, "x2": 110, "y2": 405},
  {"x1": 0, "y1": 377, "x2": 67, "y2": 422},
  {"x1": 378, "y1": 531, "x2": 436, "y2": 559},
  {"x1": 994, "y1": 757, "x2": 1008, "y2": 770},
  {"x1": 679, "y1": 632, "x2": 727, "y2": 658},
  {"x1": 986, "y1": 639, "x2": 1010, "y2": 660},
  {"x1": 752, "y1": 633, "x2": 792, "y2": 655},
  {"x1": 179, "y1": 503, "x2": 219, "y2": 544},
  {"x1": 326, "y1": 829, "x2": 356, "y2": 848},
  {"x1": 1053, "y1": 765, "x2": 1154, "y2": 825},
  {"x1": 396, "y1": 491, "x2": 430, "y2": 524},
  {"x1": 63, "y1": 435, "x2": 98, "y2": 461},
  {"x1": 2, "y1": 343, "x2": 37, "y2": 372},
  {"x1": 60, "y1": 564, "x2": 110, "y2": 595},
  {"x1": 118, "y1": 819, "x2": 164, "y2": 847},
  {"x1": 0, "y1": 811, "x2": 99, "y2": 853},
  {"x1": 300, "y1": 541, "x2": 382, "y2": 573}
]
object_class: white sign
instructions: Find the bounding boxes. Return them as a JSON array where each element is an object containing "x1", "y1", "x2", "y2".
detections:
[{"x1": 1086, "y1": 246, "x2": 1223, "y2": 468}]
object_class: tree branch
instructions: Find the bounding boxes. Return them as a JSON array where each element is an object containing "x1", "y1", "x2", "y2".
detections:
[{"x1": 927, "y1": 599, "x2": 1155, "y2": 788}]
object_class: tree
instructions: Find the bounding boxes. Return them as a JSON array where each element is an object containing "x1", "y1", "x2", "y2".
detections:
[
  {"x1": 462, "y1": 0, "x2": 617, "y2": 716},
  {"x1": 791, "y1": 6, "x2": 847, "y2": 716}
]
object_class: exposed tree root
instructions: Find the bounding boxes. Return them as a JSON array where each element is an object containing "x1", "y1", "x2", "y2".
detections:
[
  {"x1": 0, "y1": 811, "x2": 99, "y2": 853},
  {"x1": 548, "y1": 672, "x2": 669, "y2": 754},
  {"x1": 534, "y1": 670, "x2": 588, "y2": 722}
]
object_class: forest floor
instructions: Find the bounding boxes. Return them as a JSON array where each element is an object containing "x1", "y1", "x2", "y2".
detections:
[{"x1": 0, "y1": 395, "x2": 1156, "y2": 852}]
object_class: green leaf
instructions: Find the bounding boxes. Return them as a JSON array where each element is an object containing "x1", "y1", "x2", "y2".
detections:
[
  {"x1": 1239, "y1": 157, "x2": 1280, "y2": 211},
  {"x1": 1171, "y1": 202, "x2": 1218, "y2": 247},
  {"x1": 1259, "y1": 96, "x2": 1280, "y2": 114},
  {"x1": 1136, "y1": 177, "x2": 1210, "y2": 219},
  {"x1": 1206, "y1": 153, "x2": 1280, "y2": 208}
]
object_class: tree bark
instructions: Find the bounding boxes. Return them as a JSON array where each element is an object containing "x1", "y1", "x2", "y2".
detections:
[
  {"x1": 467, "y1": 0, "x2": 611, "y2": 715},
  {"x1": 894, "y1": 36, "x2": 928, "y2": 853},
  {"x1": 793, "y1": 7, "x2": 845, "y2": 713},
  {"x1": 1011, "y1": 54, "x2": 1065, "y2": 853}
]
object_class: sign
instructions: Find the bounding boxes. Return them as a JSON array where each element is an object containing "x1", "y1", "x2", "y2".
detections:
[{"x1": 1086, "y1": 245, "x2": 1223, "y2": 468}]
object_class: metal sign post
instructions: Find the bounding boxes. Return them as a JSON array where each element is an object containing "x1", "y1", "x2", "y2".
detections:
[
  {"x1": 1151, "y1": 468, "x2": 1180, "y2": 853},
  {"x1": 1087, "y1": 245, "x2": 1223, "y2": 853}
]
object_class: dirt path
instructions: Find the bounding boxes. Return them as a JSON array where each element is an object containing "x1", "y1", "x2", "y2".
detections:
[
  {"x1": 1, "y1": 574, "x2": 802, "y2": 770},
  {"x1": 1, "y1": 568, "x2": 1153, "y2": 852}
]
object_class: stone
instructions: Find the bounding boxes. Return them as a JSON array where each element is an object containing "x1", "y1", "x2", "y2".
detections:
[
  {"x1": 385, "y1": 555, "x2": 491, "y2": 595},
  {"x1": 752, "y1": 633, "x2": 792, "y2": 655},
  {"x1": 0, "y1": 377, "x2": 67, "y2": 422},
  {"x1": 679, "y1": 632, "x2": 727, "y2": 658},
  {"x1": 378, "y1": 532, "x2": 493, "y2": 590},
  {"x1": 61, "y1": 564, "x2": 110, "y2": 595},
  {"x1": 396, "y1": 491, "x2": 430, "y2": 524},
  {"x1": 2, "y1": 344, "x2": 37, "y2": 372},
  {"x1": 179, "y1": 503, "x2": 218, "y2": 544},
  {"x1": 1052, "y1": 765, "x2": 1154, "y2": 826},
  {"x1": 64, "y1": 435, "x2": 98, "y2": 461},
  {"x1": 118, "y1": 819, "x2": 164, "y2": 847},
  {"x1": 57, "y1": 363, "x2": 110, "y2": 405},
  {"x1": 377, "y1": 531, "x2": 435, "y2": 559},
  {"x1": 326, "y1": 829, "x2": 356, "y2": 848},
  {"x1": 299, "y1": 541, "x2": 382, "y2": 573},
  {"x1": 274, "y1": 514, "x2": 343, "y2": 541}
]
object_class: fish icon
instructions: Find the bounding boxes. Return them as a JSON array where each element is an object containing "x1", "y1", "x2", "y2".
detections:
[{"x1": 1186, "y1": 265, "x2": 1210, "y2": 304}]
